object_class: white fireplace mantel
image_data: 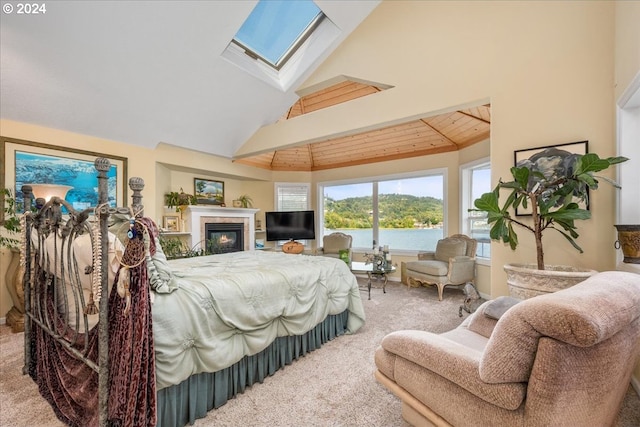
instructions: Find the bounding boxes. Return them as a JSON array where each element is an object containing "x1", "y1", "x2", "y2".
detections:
[{"x1": 185, "y1": 206, "x2": 260, "y2": 251}]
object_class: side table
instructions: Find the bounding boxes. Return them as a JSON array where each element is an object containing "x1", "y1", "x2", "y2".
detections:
[{"x1": 350, "y1": 261, "x2": 396, "y2": 300}]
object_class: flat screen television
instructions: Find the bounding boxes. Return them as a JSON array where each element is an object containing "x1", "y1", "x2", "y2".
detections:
[{"x1": 265, "y1": 210, "x2": 315, "y2": 242}]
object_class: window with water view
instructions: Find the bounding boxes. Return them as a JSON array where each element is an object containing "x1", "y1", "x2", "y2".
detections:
[{"x1": 321, "y1": 174, "x2": 445, "y2": 252}]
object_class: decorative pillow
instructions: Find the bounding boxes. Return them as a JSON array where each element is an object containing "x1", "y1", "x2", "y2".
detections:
[
  {"x1": 148, "y1": 236, "x2": 179, "y2": 293},
  {"x1": 434, "y1": 238, "x2": 467, "y2": 263},
  {"x1": 483, "y1": 296, "x2": 522, "y2": 320},
  {"x1": 339, "y1": 249, "x2": 350, "y2": 264}
]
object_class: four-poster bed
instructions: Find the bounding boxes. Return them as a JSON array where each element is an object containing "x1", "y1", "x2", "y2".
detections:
[{"x1": 21, "y1": 158, "x2": 365, "y2": 426}]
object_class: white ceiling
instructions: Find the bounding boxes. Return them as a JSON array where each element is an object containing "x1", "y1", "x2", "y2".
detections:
[{"x1": 0, "y1": 0, "x2": 380, "y2": 158}]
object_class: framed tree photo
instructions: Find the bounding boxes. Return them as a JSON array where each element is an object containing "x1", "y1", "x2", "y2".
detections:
[{"x1": 194, "y1": 178, "x2": 224, "y2": 205}]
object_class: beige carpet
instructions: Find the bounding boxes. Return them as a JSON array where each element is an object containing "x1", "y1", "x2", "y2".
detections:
[{"x1": 1, "y1": 279, "x2": 639, "y2": 427}]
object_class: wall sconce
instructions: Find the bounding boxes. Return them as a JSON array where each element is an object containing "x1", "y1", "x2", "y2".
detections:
[{"x1": 27, "y1": 184, "x2": 73, "y2": 202}]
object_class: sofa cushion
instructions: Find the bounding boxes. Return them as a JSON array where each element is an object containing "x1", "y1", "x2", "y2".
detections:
[
  {"x1": 381, "y1": 330, "x2": 526, "y2": 410},
  {"x1": 405, "y1": 260, "x2": 448, "y2": 277},
  {"x1": 434, "y1": 238, "x2": 467, "y2": 263}
]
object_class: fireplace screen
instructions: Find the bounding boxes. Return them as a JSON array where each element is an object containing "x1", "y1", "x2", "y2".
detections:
[{"x1": 205, "y1": 223, "x2": 244, "y2": 254}]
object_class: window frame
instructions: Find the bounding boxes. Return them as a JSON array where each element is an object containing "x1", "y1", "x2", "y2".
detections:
[
  {"x1": 317, "y1": 169, "x2": 448, "y2": 255},
  {"x1": 273, "y1": 182, "x2": 312, "y2": 245},
  {"x1": 231, "y1": 6, "x2": 325, "y2": 71},
  {"x1": 460, "y1": 158, "x2": 491, "y2": 264}
]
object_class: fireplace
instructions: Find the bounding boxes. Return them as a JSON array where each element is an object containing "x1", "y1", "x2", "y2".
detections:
[
  {"x1": 186, "y1": 206, "x2": 258, "y2": 252},
  {"x1": 205, "y1": 223, "x2": 244, "y2": 254}
]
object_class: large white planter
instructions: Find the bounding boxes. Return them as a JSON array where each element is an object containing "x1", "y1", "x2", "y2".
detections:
[{"x1": 504, "y1": 263, "x2": 598, "y2": 300}]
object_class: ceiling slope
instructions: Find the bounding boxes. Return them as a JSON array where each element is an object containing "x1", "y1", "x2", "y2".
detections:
[{"x1": 0, "y1": 1, "x2": 380, "y2": 158}]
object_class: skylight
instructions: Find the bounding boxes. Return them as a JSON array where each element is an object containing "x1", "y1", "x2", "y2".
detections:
[{"x1": 232, "y1": 0, "x2": 323, "y2": 70}]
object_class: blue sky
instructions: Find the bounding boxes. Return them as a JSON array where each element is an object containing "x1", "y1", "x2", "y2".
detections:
[
  {"x1": 324, "y1": 170, "x2": 492, "y2": 201},
  {"x1": 325, "y1": 176, "x2": 445, "y2": 201},
  {"x1": 235, "y1": 0, "x2": 320, "y2": 65}
]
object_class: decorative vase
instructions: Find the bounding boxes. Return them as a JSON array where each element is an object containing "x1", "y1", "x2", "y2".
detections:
[
  {"x1": 5, "y1": 248, "x2": 25, "y2": 333},
  {"x1": 614, "y1": 224, "x2": 640, "y2": 264},
  {"x1": 282, "y1": 240, "x2": 304, "y2": 254},
  {"x1": 504, "y1": 263, "x2": 597, "y2": 300},
  {"x1": 232, "y1": 200, "x2": 242, "y2": 208}
]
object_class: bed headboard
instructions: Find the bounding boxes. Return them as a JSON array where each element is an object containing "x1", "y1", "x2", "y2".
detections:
[{"x1": 22, "y1": 157, "x2": 145, "y2": 425}]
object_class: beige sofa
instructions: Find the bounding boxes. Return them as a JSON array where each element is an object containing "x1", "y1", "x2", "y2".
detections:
[{"x1": 375, "y1": 271, "x2": 640, "y2": 426}]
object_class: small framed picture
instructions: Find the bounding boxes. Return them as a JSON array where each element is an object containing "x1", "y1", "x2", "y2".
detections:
[{"x1": 163, "y1": 215, "x2": 180, "y2": 232}]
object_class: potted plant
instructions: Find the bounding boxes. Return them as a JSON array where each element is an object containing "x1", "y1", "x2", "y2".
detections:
[
  {"x1": 234, "y1": 194, "x2": 253, "y2": 208},
  {"x1": 165, "y1": 188, "x2": 197, "y2": 212},
  {"x1": 471, "y1": 150, "x2": 628, "y2": 298}
]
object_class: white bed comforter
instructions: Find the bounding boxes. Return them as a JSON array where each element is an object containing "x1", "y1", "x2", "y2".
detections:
[{"x1": 151, "y1": 250, "x2": 365, "y2": 390}]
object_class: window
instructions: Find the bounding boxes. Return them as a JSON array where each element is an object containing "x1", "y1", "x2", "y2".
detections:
[
  {"x1": 232, "y1": 0, "x2": 323, "y2": 70},
  {"x1": 274, "y1": 182, "x2": 310, "y2": 211},
  {"x1": 222, "y1": 0, "x2": 339, "y2": 91},
  {"x1": 273, "y1": 182, "x2": 311, "y2": 245},
  {"x1": 461, "y1": 159, "x2": 491, "y2": 259},
  {"x1": 320, "y1": 172, "x2": 446, "y2": 252}
]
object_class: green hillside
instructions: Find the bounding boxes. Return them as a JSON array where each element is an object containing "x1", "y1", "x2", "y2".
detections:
[{"x1": 324, "y1": 194, "x2": 443, "y2": 229}]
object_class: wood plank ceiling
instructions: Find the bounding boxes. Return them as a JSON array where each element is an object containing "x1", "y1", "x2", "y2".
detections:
[{"x1": 235, "y1": 80, "x2": 490, "y2": 171}]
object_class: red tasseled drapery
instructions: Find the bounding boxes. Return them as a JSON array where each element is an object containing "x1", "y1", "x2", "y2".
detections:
[{"x1": 30, "y1": 218, "x2": 158, "y2": 427}]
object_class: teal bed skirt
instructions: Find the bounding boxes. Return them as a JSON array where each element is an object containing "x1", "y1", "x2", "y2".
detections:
[{"x1": 156, "y1": 310, "x2": 349, "y2": 427}]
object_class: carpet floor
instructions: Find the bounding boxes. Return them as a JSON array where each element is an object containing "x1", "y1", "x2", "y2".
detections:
[{"x1": 1, "y1": 279, "x2": 639, "y2": 426}]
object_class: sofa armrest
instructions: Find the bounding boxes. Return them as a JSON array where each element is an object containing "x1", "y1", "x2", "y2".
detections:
[
  {"x1": 381, "y1": 330, "x2": 525, "y2": 410},
  {"x1": 447, "y1": 256, "x2": 475, "y2": 283}
]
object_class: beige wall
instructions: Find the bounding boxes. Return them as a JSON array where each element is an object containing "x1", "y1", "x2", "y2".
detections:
[
  {"x1": 241, "y1": 1, "x2": 619, "y2": 299},
  {"x1": 614, "y1": 1, "x2": 640, "y2": 101}
]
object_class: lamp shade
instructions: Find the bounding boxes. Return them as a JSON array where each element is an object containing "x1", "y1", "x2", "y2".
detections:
[{"x1": 27, "y1": 184, "x2": 73, "y2": 201}]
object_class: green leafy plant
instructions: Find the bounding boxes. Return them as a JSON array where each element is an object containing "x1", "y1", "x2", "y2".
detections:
[
  {"x1": 237, "y1": 194, "x2": 253, "y2": 208},
  {"x1": 470, "y1": 152, "x2": 628, "y2": 270},
  {"x1": 1, "y1": 188, "x2": 22, "y2": 250},
  {"x1": 165, "y1": 188, "x2": 197, "y2": 212}
]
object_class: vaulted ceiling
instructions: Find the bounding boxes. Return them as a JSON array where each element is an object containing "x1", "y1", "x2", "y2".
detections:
[
  {"x1": 235, "y1": 81, "x2": 491, "y2": 171},
  {"x1": 1, "y1": 1, "x2": 491, "y2": 173},
  {"x1": 0, "y1": 1, "x2": 380, "y2": 159}
]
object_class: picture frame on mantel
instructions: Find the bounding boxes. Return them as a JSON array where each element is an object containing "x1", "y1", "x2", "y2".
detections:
[
  {"x1": 513, "y1": 140, "x2": 588, "y2": 216},
  {"x1": 194, "y1": 178, "x2": 224, "y2": 205}
]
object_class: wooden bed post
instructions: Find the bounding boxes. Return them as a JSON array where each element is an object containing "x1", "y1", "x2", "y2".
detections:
[
  {"x1": 94, "y1": 158, "x2": 111, "y2": 427},
  {"x1": 129, "y1": 177, "x2": 145, "y2": 217}
]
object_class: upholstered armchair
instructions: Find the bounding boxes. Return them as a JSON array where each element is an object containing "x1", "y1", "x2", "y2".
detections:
[
  {"x1": 375, "y1": 271, "x2": 640, "y2": 427},
  {"x1": 403, "y1": 234, "x2": 477, "y2": 301},
  {"x1": 317, "y1": 232, "x2": 353, "y2": 264}
]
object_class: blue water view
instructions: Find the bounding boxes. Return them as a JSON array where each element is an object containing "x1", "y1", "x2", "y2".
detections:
[
  {"x1": 15, "y1": 151, "x2": 118, "y2": 210},
  {"x1": 325, "y1": 228, "x2": 444, "y2": 252}
]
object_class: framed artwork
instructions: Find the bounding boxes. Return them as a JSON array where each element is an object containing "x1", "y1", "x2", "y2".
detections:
[
  {"x1": 194, "y1": 178, "x2": 224, "y2": 205},
  {"x1": 514, "y1": 140, "x2": 589, "y2": 216},
  {"x1": 1, "y1": 137, "x2": 127, "y2": 212},
  {"x1": 163, "y1": 215, "x2": 180, "y2": 232}
]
